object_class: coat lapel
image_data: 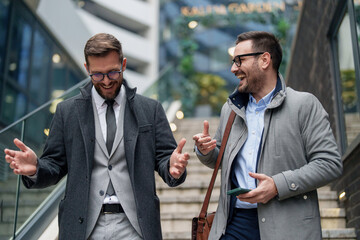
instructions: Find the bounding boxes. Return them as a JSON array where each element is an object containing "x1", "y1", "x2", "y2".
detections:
[
  {"x1": 123, "y1": 82, "x2": 138, "y2": 179},
  {"x1": 75, "y1": 82, "x2": 96, "y2": 175}
]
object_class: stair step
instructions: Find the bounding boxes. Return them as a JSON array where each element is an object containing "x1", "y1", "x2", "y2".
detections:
[
  {"x1": 322, "y1": 228, "x2": 357, "y2": 239},
  {"x1": 320, "y1": 208, "x2": 347, "y2": 229},
  {"x1": 162, "y1": 228, "x2": 358, "y2": 240}
]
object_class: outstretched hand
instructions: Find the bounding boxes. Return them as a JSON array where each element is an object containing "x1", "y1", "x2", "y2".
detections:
[
  {"x1": 236, "y1": 172, "x2": 278, "y2": 204},
  {"x1": 192, "y1": 120, "x2": 216, "y2": 155},
  {"x1": 4, "y1": 138, "x2": 38, "y2": 176},
  {"x1": 169, "y1": 138, "x2": 190, "y2": 179}
]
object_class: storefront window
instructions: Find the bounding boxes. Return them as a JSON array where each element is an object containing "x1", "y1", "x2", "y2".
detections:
[{"x1": 337, "y1": 12, "x2": 360, "y2": 147}]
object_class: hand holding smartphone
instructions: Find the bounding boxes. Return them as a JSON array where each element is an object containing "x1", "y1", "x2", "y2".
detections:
[{"x1": 227, "y1": 187, "x2": 251, "y2": 196}]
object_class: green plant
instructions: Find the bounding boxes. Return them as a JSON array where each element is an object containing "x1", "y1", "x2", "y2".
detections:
[{"x1": 194, "y1": 73, "x2": 229, "y2": 115}]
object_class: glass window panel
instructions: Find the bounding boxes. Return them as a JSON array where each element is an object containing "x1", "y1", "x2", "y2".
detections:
[
  {"x1": 0, "y1": 0, "x2": 10, "y2": 71},
  {"x1": 30, "y1": 30, "x2": 51, "y2": 104},
  {"x1": 337, "y1": 13, "x2": 360, "y2": 147},
  {"x1": 7, "y1": 11, "x2": 32, "y2": 88},
  {"x1": 50, "y1": 49, "x2": 67, "y2": 96},
  {"x1": 68, "y1": 68, "x2": 82, "y2": 87},
  {"x1": 0, "y1": 84, "x2": 27, "y2": 125}
]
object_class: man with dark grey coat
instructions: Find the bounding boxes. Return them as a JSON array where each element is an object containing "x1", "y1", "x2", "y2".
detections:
[
  {"x1": 4, "y1": 33, "x2": 190, "y2": 239},
  {"x1": 193, "y1": 31, "x2": 343, "y2": 240}
]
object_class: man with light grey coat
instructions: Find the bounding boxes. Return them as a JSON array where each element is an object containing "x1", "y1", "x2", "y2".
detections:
[{"x1": 193, "y1": 31, "x2": 342, "y2": 240}]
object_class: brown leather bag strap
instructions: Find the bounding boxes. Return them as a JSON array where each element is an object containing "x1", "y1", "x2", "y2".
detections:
[{"x1": 198, "y1": 110, "x2": 236, "y2": 220}]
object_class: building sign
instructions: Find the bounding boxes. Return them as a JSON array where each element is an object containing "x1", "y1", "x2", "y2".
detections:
[{"x1": 181, "y1": 1, "x2": 303, "y2": 16}]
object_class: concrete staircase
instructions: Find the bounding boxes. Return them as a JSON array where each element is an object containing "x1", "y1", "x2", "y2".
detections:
[{"x1": 157, "y1": 117, "x2": 357, "y2": 240}]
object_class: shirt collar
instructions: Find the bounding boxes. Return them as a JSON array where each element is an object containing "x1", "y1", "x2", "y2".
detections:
[{"x1": 248, "y1": 87, "x2": 275, "y2": 107}]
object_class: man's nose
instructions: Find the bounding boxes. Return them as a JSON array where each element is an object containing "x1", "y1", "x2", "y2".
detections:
[
  {"x1": 231, "y1": 63, "x2": 239, "y2": 73},
  {"x1": 103, "y1": 74, "x2": 111, "y2": 84}
]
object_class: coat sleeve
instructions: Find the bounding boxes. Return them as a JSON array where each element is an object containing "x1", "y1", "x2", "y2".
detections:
[
  {"x1": 153, "y1": 101, "x2": 186, "y2": 187},
  {"x1": 272, "y1": 94, "x2": 343, "y2": 200},
  {"x1": 22, "y1": 102, "x2": 68, "y2": 189}
]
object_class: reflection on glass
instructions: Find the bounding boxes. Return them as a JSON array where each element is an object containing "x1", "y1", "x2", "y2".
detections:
[{"x1": 337, "y1": 12, "x2": 360, "y2": 147}]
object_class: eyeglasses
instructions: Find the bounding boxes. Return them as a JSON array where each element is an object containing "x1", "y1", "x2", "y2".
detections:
[
  {"x1": 232, "y1": 52, "x2": 264, "y2": 67},
  {"x1": 89, "y1": 70, "x2": 122, "y2": 82}
]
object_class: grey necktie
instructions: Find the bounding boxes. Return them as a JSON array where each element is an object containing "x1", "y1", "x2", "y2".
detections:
[
  {"x1": 105, "y1": 99, "x2": 116, "y2": 196},
  {"x1": 105, "y1": 99, "x2": 116, "y2": 155}
]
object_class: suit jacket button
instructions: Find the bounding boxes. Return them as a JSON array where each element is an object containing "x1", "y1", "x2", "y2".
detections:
[
  {"x1": 303, "y1": 195, "x2": 308, "y2": 200},
  {"x1": 261, "y1": 218, "x2": 266, "y2": 223},
  {"x1": 79, "y1": 217, "x2": 84, "y2": 224},
  {"x1": 108, "y1": 165, "x2": 112, "y2": 170},
  {"x1": 291, "y1": 183, "x2": 296, "y2": 189},
  {"x1": 99, "y1": 190, "x2": 104, "y2": 196}
]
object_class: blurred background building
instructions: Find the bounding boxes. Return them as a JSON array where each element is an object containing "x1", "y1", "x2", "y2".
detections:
[
  {"x1": 159, "y1": 0, "x2": 301, "y2": 116},
  {"x1": 0, "y1": 0, "x2": 160, "y2": 129}
]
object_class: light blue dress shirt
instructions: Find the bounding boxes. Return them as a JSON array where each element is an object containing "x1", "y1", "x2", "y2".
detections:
[{"x1": 234, "y1": 88, "x2": 275, "y2": 209}]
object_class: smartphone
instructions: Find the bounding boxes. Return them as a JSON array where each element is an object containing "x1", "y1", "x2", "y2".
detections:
[{"x1": 227, "y1": 187, "x2": 251, "y2": 196}]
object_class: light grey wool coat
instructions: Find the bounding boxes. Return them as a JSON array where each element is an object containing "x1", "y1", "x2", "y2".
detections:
[{"x1": 197, "y1": 75, "x2": 343, "y2": 240}]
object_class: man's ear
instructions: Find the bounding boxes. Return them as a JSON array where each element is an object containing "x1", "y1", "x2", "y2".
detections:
[
  {"x1": 84, "y1": 63, "x2": 89, "y2": 73},
  {"x1": 260, "y1": 52, "x2": 272, "y2": 70},
  {"x1": 122, "y1": 58, "x2": 127, "y2": 71}
]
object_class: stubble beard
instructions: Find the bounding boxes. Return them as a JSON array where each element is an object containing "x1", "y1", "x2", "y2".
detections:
[
  {"x1": 94, "y1": 82, "x2": 122, "y2": 100},
  {"x1": 237, "y1": 61, "x2": 264, "y2": 94}
]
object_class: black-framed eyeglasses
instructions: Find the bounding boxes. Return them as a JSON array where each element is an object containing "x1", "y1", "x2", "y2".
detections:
[
  {"x1": 89, "y1": 69, "x2": 122, "y2": 82},
  {"x1": 232, "y1": 52, "x2": 264, "y2": 67}
]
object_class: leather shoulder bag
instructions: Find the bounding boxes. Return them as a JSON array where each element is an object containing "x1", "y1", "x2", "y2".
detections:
[{"x1": 191, "y1": 110, "x2": 236, "y2": 240}]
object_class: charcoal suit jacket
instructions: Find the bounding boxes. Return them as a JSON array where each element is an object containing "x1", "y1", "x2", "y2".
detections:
[{"x1": 23, "y1": 79, "x2": 186, "y2": 239}]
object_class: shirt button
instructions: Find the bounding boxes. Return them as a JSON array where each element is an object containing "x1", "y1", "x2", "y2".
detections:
[
  {"x1": 262, "y1": 218, "x2": 266, "y2": 223},
  {"x1": 252, "y1": 131, "x2": 255, "y2": 135},
  {"x1": 99, "y1": 190, "x2": 104, "y2": 196},
  {"x1": 79, "y1": 217, "x2": 84, "y2": 224},
  {"x1": 303, "y1": 195, "x2": 308, "y2": 200},
  {"x1": 108, "y1": 165, "x2": 112, "y2": 170}
]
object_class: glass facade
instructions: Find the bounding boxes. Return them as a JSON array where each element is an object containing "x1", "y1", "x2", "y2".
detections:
[
  {"x1": 0, "y1": 0, "x2": 86, "y2": 128},
  {"x1": 159, "y1": 0, "x2": 302, "y2": 116},
  {"x1": 332, "y1": 0, "x2": 360, "y2": 151}
]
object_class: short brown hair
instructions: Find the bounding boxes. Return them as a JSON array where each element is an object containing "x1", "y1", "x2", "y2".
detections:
[
  {"x1": 236, "y1": 31, "x2": 282, "y2": 72},
  {"x1": 84, "y1": 33, "x2": 123, "y2": 67}
]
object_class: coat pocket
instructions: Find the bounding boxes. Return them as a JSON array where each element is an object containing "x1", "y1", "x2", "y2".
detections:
[{"x1": 139, "y1": 124, "x2": 153, "y2": 133}]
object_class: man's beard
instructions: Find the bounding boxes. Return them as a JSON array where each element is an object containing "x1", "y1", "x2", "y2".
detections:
[
  {"x1": 94, "y1": 83, "x2": 121, "y2": 100},
  {"x1": 237, "y1": 62, "x2": 264, "y2": 94}
]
